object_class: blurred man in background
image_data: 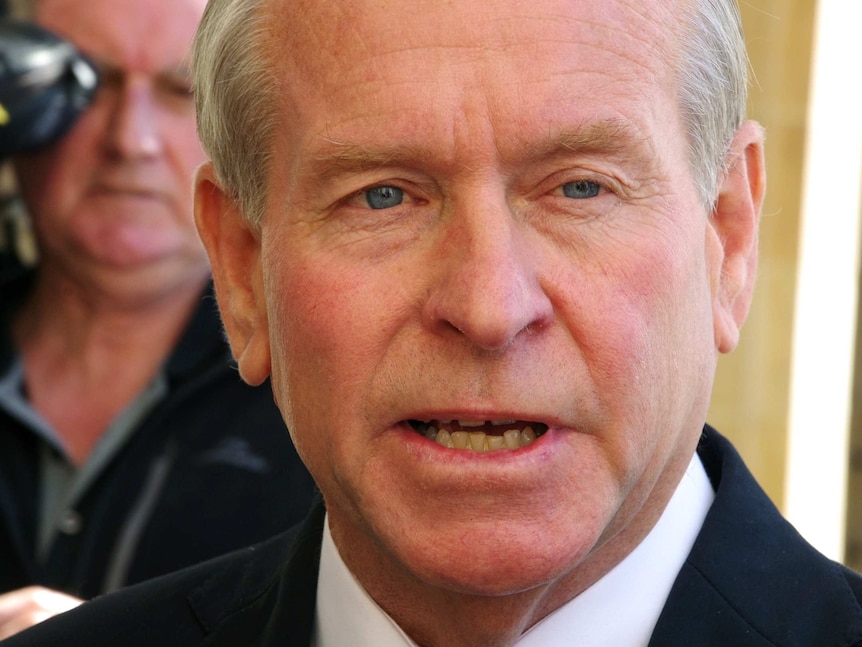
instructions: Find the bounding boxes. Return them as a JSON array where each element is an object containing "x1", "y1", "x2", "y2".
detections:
[{"x1": 0, "y1": 0, "x2": 315, "y2": 638}]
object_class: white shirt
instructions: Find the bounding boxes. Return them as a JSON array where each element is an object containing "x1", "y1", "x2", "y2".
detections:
[{"x1": 312, "y1": 453, "x2": 714, "y2": 647}]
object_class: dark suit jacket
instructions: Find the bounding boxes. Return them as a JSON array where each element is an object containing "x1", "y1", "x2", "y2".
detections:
[{"x1": 6, "y1": 427, "x2": 862, "y2": 646}]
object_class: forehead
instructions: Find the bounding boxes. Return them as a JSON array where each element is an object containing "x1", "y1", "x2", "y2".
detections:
[
  {"x1": 272, "y1": 0, "x2": 682, "y2": 60},
  {"x1": 35, "y1": 0, "x2": 206, "y2": 71},
  {"x1": 266, "y1": 0, "x2": 686, "y2": 160}
]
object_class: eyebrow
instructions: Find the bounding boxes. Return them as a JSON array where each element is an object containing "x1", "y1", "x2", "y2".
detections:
[
  {"x1": 304, "y1": 117, "x2": 652, "y2": 179},
  {"x1": 307, "y1": 139, "x2": 420, "y2": 177},
  {"x1": 534, "y1": 119, "x2": 651, "y2": 161}
]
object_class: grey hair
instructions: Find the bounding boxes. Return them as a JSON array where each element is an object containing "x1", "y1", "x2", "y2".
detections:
[
  {"x1": 191, "y1": 0, "x2": 749, "y2": 225},
  {"x1": 678, "y1": 0, "x2": 750, "y2": 207},
  {"x1": 192, "y1": 0, "x2": 276, "y2": 227}
]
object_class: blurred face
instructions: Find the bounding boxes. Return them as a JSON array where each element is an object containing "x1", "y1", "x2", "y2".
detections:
[
  {"x1": 14, "y1": 0, "x2": 209, "y2": 301},
  {"x1": 199, "y1": 0, "x2": 763, "y2": 619}
]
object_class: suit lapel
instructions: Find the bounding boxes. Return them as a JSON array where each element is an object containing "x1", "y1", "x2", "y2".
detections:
[
  {"x1": 187, "y1": 497, "x2": 326, "y2": 646},
  {"x1": 650, "y1": 428, "x2": 862, "y2": 646}
]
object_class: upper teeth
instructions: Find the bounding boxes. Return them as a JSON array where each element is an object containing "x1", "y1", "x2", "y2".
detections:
[{"x1": 415, "y1": 421, "x2": 543, "y2": 452}]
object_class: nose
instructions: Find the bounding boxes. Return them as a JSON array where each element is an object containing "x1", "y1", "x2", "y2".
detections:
[
  {"x1": 104, "y1": 79, "x2": 162, "y2": 159},
  {"x1": 423, "y1": 191, "x2": 554, "y2": 351}
]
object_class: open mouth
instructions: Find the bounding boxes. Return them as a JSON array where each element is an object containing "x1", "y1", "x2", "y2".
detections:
[{"x1": 408, "y1": 419, "x2": 548, "y2": 452}]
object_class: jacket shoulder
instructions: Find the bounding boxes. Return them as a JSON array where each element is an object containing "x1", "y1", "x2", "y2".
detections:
[{"x1": 5, "y1": 503, "x2": 324, "y2": 647}]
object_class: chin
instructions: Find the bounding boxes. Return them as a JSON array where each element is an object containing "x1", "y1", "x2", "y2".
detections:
[{"x1": 390, "y1": 517, "x2": 600, "y2": 599}]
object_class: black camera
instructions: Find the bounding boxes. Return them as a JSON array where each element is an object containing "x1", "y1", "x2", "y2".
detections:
[{"x1": 0, "y1": 20, "x2": 99, "y2": 159}]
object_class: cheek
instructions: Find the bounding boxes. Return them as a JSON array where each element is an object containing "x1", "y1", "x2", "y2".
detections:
[
  {"x1": 13, "y1": 125, "x2": 96, "y2": 217},
  {"x1": 621, "y1": 231, "x2": 716, "y2": 433},
  {"x1": 264, "y1": 248, "x2": 384, "y2": 427},
  {"x1": 555, "y1": 224, "x2": 715, "y2": 426},
  {"x1": 263, "y1": 248, "x2": 409, "y2": 495}
]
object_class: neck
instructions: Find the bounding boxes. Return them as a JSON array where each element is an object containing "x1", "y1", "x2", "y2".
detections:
[
  {"x1": 14, "y1": 264, "x2": 208, "y2": 356},
  {"x1": 11, "y1": 266, "x2": 209, "y2": 464}
]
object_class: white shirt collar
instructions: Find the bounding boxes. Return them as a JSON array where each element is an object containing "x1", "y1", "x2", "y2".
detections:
[
  {"x1": 312, "y1": 452, "x2": 714, "y2": 647},
  {"x1": 313, "y1": 511, "x2": 417, "y2": 647}
]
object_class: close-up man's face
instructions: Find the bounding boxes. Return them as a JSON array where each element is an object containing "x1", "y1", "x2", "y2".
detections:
[
  {"x1": 206, "y1": 0, "x2": 758, "y2": 608},
  {"x1": 13, "y1": 0, "x2": 210, "y2": 301}
]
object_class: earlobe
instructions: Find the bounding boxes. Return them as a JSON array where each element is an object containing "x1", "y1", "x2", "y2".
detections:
[
  {"x1": 710, "y1": 120, "x2": 766, "y2": 354},
  {"x1": 194, "y1": 163, "x2": 272, "y2": 385}
]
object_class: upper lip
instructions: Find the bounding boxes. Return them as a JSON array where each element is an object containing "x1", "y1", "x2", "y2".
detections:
[
  {"x1": 408, "y1": 419, "x2": 549, "y2": 435},
  {"x1": 396, "y1": 411, "x2": 565, "y2": 429}
]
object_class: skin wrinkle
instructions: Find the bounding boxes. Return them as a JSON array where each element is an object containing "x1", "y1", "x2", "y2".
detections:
[
  {"x1": 331, "y1": 7, "x2": 673, "y2": 78},
  {"x1": 280, "y1": 70, "x2": 664, "y2": 211},
  {"x1": 280, "y1": 54, "x2": 668, "y2": 218},
  {"x1": 278, "y1": 3, "x2": 667, "y2": 97}
]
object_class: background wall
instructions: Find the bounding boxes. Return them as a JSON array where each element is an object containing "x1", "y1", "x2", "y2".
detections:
[
  {"x1": 711, "y1": 1, "x2": 862, "y2": 566},
  {"x1": 708, "y1": 0, "x2": 815, "y2": 509}
]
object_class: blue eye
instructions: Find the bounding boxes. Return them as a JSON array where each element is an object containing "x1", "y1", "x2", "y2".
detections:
[
  {"x1": 365, "y1": 186, "x2": 404, "y2": 209},
  {"x1": 562, "y1": 180, "x2": 600, "y2": 199}
]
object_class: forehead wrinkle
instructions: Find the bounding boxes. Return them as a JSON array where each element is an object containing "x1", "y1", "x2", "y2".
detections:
[
  {"x1": 281, "y1": 0, "x2": 677, "y2": 91},
  {"x1": 298, "y1": 117, "x2": 657, "y2": 187},
  {"x1": 486, "y1": 118, "x2": 660, "y2": 178}
]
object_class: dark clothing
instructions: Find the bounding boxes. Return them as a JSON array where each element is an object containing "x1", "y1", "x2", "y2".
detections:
[
  {"x1": 0, "y1": 272, "x2": 316, "y2": 599},
  {"x1": 5, "y1": 427, "x2": 862, "y2": 646}
]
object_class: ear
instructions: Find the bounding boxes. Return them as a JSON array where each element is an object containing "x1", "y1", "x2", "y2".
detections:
[
  {"x1": 194, "y1": 162, "x2": 272, "y2": 385},
  {"x1": 709, "y1": 120, "x2": 766, "y2": 354}
]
